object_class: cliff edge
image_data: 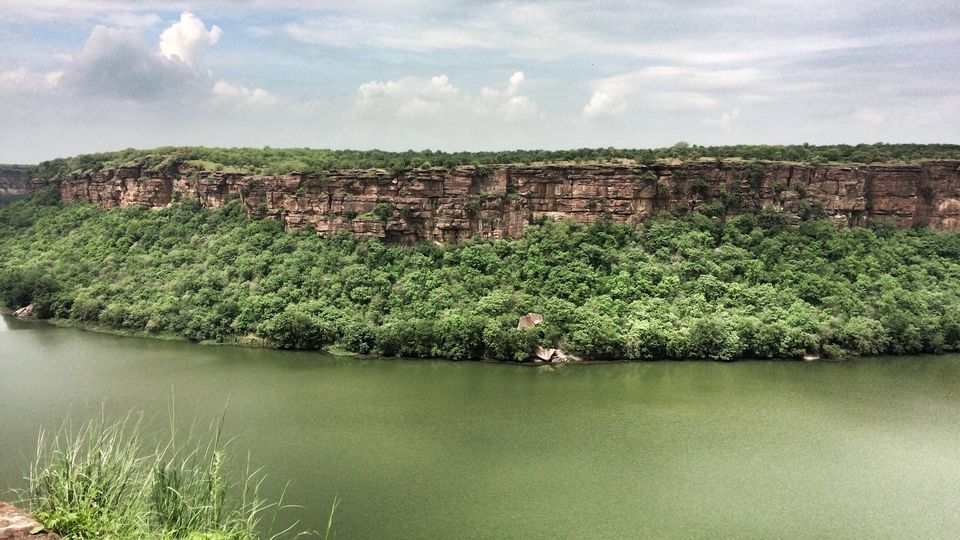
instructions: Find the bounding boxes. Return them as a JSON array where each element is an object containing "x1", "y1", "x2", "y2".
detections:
[
  {"x1": 0, "y1": 168, "x2": 29, "y2": 197},
  {"x1": 36, "y1": 159, "x2": 960, "y2": 242}
]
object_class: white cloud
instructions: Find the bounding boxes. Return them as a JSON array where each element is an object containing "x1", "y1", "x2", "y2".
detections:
[
  {"x1": 0, "y1": 68, "x2": 62, "y2": 92},
  {"x1": 282, "y1": 15, "x2": 496, "y2": 52},
  {"x1": 212, "y1": 80, "x2": 277, "y2": 106},
  {"x1": 357, "y1": 75, "x2": 460, "y2": 118},
  {"x1": 60, "y1": 25, "x2": 207, "y2": 102},
  {"x1": 647, "y1": 92, "x2": 718, "y2": 110},
  {"x1": 477, "y1": 71, "x2": 538, "y2": 121},
  {"x1": 282, "y1": 17, "x2": 371, "y2": 49},
  {"x1": 274, "y1": 0, "x2": 960, "y2": 68},
  {"x1": 499, "y1": 95, "x2": 538, "y2": 122},
  {"x1": 105, "y1": 12, "x2": 161, "y2": 29},
  {"x1": 397, "y1": 97, "x2": 444, "y2": 118},
  {"x1": 1, "y1": 12, "x2": 275, "y2": 113},
  {"x1": 506, "y1": 71, "x2": 524, "y2": 96},
  {"x1": 357, "y1": 71, "x2": 538, "y2": 122},
  {"x1": 379, "y1": 27, "x2": 495, "y2": 52},
  {"x1": 159, "y1": 12, "x2": 222, "y2": 65},
  {"x1": 702, "y1": 108, "x2": 741, "y2": 130},
  {"x1": 583, "y1": 92, "x2": 625, "y2": 118},
  {"x1": 583, "y1": 66, "x2": 776, "y2": 117}
]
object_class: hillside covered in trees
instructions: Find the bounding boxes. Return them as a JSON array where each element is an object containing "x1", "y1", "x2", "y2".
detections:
[
  {"x1": 3, "y1": 189, "x2": 960, "y2": 361},
  {"x1": 23, "y1": 143, "x2": 960, "y2": 179}
]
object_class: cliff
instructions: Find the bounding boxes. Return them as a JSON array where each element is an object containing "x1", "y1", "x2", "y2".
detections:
[
  {"x1": 0, "y1": 168, "x2": 29, "y2": 197},
  {"x1": 39, "y1": 160, "x2": 960, "y2": 241}
]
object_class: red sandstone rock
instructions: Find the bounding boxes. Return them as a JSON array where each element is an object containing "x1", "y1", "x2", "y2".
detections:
[
  {"x1": 0, "y1": 503, "x2": 59, "y2": 539},
  {"x1": 0, "y1": 170, "x2": 28, "y2": 196},
  {"x1": 44, "y1": 160, "x2": 960, "y2": 242},
  {"x1": 517, "y1": 312, "x2": 544, "y2": 329}
]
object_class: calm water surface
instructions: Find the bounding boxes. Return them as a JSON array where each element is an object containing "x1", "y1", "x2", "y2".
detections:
[{"x1": 2, "y1": 314, "x2": 960, "y2": 538}]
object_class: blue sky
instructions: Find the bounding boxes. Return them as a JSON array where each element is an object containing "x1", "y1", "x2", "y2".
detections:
[{"x1": 1, "y1": 0, "x2": 958, "y2": 163}]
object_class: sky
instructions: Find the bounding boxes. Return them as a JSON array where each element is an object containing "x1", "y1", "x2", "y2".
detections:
[{"x1": 0, "y1": 0, "x2": 958, "y2": 163}]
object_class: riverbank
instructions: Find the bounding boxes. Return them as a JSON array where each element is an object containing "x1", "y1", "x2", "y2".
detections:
[
  {"x1": 2, "y1": 311, "x2": 381, "y2": 362},
  {"x1": 3, "y1": 313, "x2": 554, "y2": 365},
  {"x1": 2, "y1": 313, "x2": 866, "y2": 369}
]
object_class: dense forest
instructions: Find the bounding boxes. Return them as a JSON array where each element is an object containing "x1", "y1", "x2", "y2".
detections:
[
  {"x1": 24, "y1": 142, "x2": 960, "y2": 179},
  {"x1": 3, "y1": 190, "x2": 960, "y2": 361}
]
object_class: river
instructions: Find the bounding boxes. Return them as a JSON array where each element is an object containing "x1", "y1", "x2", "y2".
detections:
[{"x1": 2, "y1": 314, "x2": 960, "y2": 538}]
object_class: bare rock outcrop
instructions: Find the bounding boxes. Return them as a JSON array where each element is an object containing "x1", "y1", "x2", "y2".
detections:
[
  {"x1": 0, "y1": 503, "x2": 59, "y2": 539},
  {"x1": 516, "y1": 313, "x2": 572, "y2": 363},
  {"x1": 0, "y1": 169, "x2": 29, "y2": 197},
  {"x1": 39, "y1": 160, "x2": 960, "y2": 242},
  {"x1": 517, "y1": 313, "x2": 544, "y2": 329}
]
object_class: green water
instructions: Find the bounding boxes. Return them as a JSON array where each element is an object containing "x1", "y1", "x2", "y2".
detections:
[{"x1": 2, "y1": 315, "x2": 960, "y2": 538}]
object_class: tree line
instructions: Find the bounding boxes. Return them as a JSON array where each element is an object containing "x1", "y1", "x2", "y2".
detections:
[{"x1": 20, "y1": 143, "x2": 960, "y2": 180}]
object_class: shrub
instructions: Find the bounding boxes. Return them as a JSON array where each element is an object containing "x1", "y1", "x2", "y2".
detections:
[
  {"x1": 688, "y1": 315, "x2": 745, "y2": 361},
  {"x1": 691, "y1": 178, "x2": 710, "y2": 197},
  {"x1": 719, "y1": 188, "x2": 740, "y2": 209},
  {"x1": 837, "y1": 315, "x2": 889, "y2": 355},
  {"x1": 340, "y1": 320, "x2": 376, "y2": 354},
  {"x1": 372, "y1": 202, "x2": 394, "y2": 221},
  {"x1": 0, "y1": 268, "x2": 61, "y2": 315},
  {"x1": 656, "y1": 181, "x2": 669, "y2": 198},
  {"x1": 465, "y1": 200, "x2": 481, "y2": 217},
  {"x1": 433, "y1": 314, "x2": 486, "y2": 360},
  {"x1": 748, "y1": 163, "x2": 766, "y2": 190},
  {"x1": 259, "y1": 306, "x2": 336, "y2": 349}
]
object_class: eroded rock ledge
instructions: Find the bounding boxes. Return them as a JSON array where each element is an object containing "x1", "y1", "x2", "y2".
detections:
[
  {"x1": 0, "y1": 503, "x2": 59, "y2": 539},
  {"x1": 0, "y1": 169, "x2": 29, "y2": 197},
  {"x1": 34, "y1": 160, "x2": 960, "y2": 242}
]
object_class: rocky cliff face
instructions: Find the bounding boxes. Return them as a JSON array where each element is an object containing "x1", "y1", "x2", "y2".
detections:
[
  {"x1": 0, "y1": 169, "x2": 28, "y2": 196},
  {"x1": 43, "y1": 160, "x2": 960, "y2": 241}
]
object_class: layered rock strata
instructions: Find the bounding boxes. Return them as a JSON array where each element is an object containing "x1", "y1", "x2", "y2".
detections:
[
  {"x1": 38, "y1": 160, "x2": 960, "y2": 241},
  {"x1": 0, "y1": 169, "x2": 28, "y2": 196}
]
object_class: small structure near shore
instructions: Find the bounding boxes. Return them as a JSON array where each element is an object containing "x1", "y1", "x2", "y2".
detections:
[
  {"x1": 0, "y1": 502, "x2": 59, "y2": 539},
  {"x1": 12, "y1": 304, "x2": 33, "y2": 319}
]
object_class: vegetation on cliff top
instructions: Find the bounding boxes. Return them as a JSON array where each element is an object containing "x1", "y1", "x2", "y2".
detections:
[
  {"x1": 4, "y1": 190, "x2": 960, "y2": 361},
  {"x1": 23, "y1": 143, "x2": 960, "y2": 179},
  {"x1": 0, "y1": 164, "x2": 32, "y2": 174}
]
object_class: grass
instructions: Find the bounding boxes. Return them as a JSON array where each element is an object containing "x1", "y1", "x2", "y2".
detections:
[
  {"x1": 17, "y1": 410, "x2": 328, "y2": 539},
  {"x1": 182, "y1": 160, "x2": 252, "y2": 175},
  {"x1": 353, "y1": 211, "x2": 380, "y2": 222}
]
